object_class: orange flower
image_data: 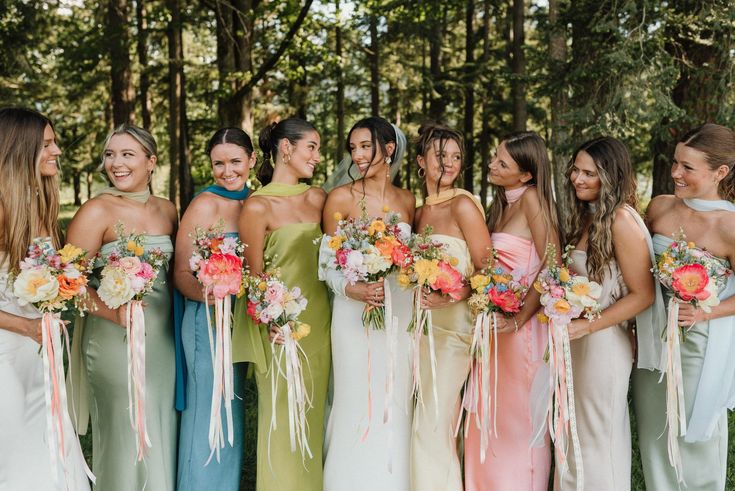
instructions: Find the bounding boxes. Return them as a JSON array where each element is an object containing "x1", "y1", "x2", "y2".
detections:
[
  {"x1": 672, "y1": 263, "x2": 711, "y2": 301},
  {"x1": 375, "y1": 237, "x2": 397, "y2": 257},
  {"x1": 57, "y1": 275, "x2": 88, "y2": 300}
]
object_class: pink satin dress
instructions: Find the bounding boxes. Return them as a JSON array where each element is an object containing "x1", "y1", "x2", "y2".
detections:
[{"x1": 464, "y1": 232, "x2": 551, "y2": 491}]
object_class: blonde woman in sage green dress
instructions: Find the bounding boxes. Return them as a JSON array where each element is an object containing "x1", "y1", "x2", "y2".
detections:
[
  {"x1": 68, "y1": 125, "x2": 178, "y2": 491},
  {"x1": 409, "y1": 124, "x2": 492, "y2": 491},
  {"x1": 232, "y1": 118, "x2": 331, "y2": 491}
]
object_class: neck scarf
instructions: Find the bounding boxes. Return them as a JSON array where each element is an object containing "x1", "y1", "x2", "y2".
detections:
[
  {"x1": 505, "y1": 185, "x2": 529, "y2": 204},
  {"x1": 197, "y1": 184, "x2": 249, "y2": 201},
  {"x1": 424, "y1": 188, "x2": 485, "y2": 218},
  {"x1": 95, "y1": 186, "x2": 151, "y2": 204},
  {"x1": 252, "y1": 182, "x2": 310, "y2": 197},
  {"x1": 683, "y1": 198, "x2": 735, "y2": 213}
]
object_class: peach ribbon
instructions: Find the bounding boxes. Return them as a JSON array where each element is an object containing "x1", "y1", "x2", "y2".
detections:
[{"x1": 126, "y1": 300, "x2": 151, "y2": 462}]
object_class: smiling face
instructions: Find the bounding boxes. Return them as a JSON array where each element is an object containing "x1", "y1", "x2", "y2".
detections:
[
  {"x1": 103, "y1": 133, "x2": 156, "y2": 192},
  {"x1": 671, "y1": 142, "x2": 726, "y2": 200},
  {"x1": 349, "y1": 128, "x2": 394, "y2": 179},
  {"x1": 39, "y1": 124, "x2": 61, "y2": 177},
  {"x1": 569, "y1": 150, "x2": 601, "y2": 202},
  {"x1": 281, "y1": 130, "x2": 321, "y2": 179},
  {"x1": 210, "y1": 143, "x2": 254, "y2": 191},
  {"x1": 418, "y1": 138, "x2": 462, "y2": 191},
  {"x1": 488, "y1": 142, "x2": 531, "y2": 189}
]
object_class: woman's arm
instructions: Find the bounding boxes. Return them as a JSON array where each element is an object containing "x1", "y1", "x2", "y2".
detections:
[
  {"x1": 66, "y1": 200, "x2": 125, "y2": 326},
  {"x1": 239, "y1": 198, "x2": 268, "y2": 275},
  {"x1": 567, "y1": 208, "x2": 655, "y2": 339},
  {"x1": 0, "y1": 310, "x2": 42, "y2": 343},
  {"x1": 174, "y1": 196, "x2": 215, "y2": 302}
]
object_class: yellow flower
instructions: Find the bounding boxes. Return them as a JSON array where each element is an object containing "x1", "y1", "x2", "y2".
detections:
[
  {"x1": 492, "y1": 274, "x2": 509, "y2": 284},
  {"x1": 571, "y1": 282, "x2": 590, "y2": 297},
  {"x1": 333, "y1": 212, "x2": 343, "y2": 221},
  {"x1": 687, "y1": 242, "x2": 696, "y2": 249},
  {"x1": 398, "y1": 273, "x2": 412, "y2": 288},
  {"x1": 470, "y1": 274, "x2": 490, "y2": 291},
  {"x1": 328, "y1": 236, "x2": 344, "y2": 250},
  {"x1": 258, "y1": 281, "x2": 267, "y2": 291},
  {"x1": 382, "y1": 205, "x2": 390, "y2": 213},
  {"x1": 368, "y1": 219, "x2": 386, "y2": 236},
  {"x1": 537, "y1": 312, "x2": 549, "y2": 324},
  {"x1": 559, "y1": 268, "x2": 571, "y2": 283},
  {"x1": 554, "y1": 299, "x2": 571, "y2": 313},
  {"x1": 414, "y1": 258, "x2": 439, "y2": 286},
  {"x1": 134, "y1": 245, "x2": 144, "y2": 257},
  {"x1": 58, "y1": 244, "x2": 83, "y2": 263},
  {"x1": 449, "y1": 257, "x2": 459, "y2": 267},
  {"x1": 292, "y1": 322, "x2": 311, "y2": 341}
]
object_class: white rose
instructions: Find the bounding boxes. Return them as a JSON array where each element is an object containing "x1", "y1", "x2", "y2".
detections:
[
  {"x1": 13, "y1": 266, "x2": 59, "y2": 305},
  {"x1": 565, "y1": 277, "x2": 602, "y2": 309},
  {"x1": 98, "y1": 267, "x2": 134, "y2": 309},
  {"x1": 698, "y1": 280, "x2": 721, "y2": 313},
  {"x1": 363, "y1": 249, "x2": 392, "y2": 275}
]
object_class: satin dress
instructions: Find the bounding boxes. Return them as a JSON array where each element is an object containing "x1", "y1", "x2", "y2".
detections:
[
  {"x1": 76, "y1": 236, "x2": 177, "y2": 491},
  {"x1": 0, "y1": 252, "x2": 91, "y2": 491},
  {"x1": 322, "y1": 225, "x2": 414, "y2": 491},
  {"x1": 232, "y1": 222, "x2": 331, "y2": 491},
  {"x1": 410, "y1": 234, "x2": 474, "y2": 491},
  {"x1": 464, "y1": 232, "x2": 551, "y2": 491},
  {"x1": 177, "y1": 234, "x2": 245, "y2": 491},
  {"x1": 633, "y1": 234, "x2": 730, "y2": 490},
  {"x1": 555, "y1": 250, "x2": 633, "y2": 491}
]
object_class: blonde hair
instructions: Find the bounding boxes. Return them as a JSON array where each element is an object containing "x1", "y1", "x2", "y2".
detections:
[
  {"x1": 0, "y1": 108, "x2": 61, "y2": 274},
  {"x1": 563, "y1": 136, "x2": 637, "y2": 282},
  {"x1": 99, "y1": 124, "x2": 158, "y2": 185}
]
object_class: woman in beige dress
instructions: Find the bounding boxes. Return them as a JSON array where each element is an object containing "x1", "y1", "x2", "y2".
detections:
[{"x1": 558, "y1": 136, "x2": 655, "y2": 490}]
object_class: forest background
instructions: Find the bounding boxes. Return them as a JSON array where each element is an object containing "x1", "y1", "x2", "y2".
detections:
[{"x1": 1, "y1": 0, "x2": 734, "y2": 489}]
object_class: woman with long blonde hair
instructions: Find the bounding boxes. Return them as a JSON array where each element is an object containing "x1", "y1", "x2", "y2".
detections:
[
  {"x1": 558, "y1": 136, "x2": 656, "y2": 490},
  {"x1": 0, "y1": 107, "x2": 90, "y2": 489},
  {"x1": 464, "y1": 131, "x2": 557, "y2": 490}
]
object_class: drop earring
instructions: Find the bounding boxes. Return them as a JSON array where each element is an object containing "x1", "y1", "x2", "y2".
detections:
[{"x1": 418, "y1": 167, "x2": 426, "y2": 178}]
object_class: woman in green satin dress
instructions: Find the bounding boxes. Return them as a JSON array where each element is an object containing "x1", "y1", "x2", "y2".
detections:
[
  {"x1": 67, "y1": 125, "x2": 179, "y2": 490},
  {"x1": 232, "y1": 118, "x2": 331, "y2": 490}
]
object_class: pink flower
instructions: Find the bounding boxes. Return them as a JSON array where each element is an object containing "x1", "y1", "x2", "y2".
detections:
[
  {"x1": 198, "y1": 253, "x2": 243, "y2": 298},
  {"x1": 391, "y1": 243, "x2": 412, "y2": 267},
  {"x1": 119, "y1": 256, "x2": 142, "y2": 275},
  {"x1": 335, "y1": 248, "x2": 350, "y2": 267},
  {"x1": 247, "y1": 301, "x2": 259, "y2": 322},
  {"x1": 136, "y1": 262, "x2": 155, "y2": 281},
  {"x1": 488, "y1": 288, "x2": 522, "y2": 313},
  {"x1": 672, "y1": 263, "x2": 711, "y2": 302},
  {"x1": 433, "y1": 261, "x2": 464, "y2": 300}
]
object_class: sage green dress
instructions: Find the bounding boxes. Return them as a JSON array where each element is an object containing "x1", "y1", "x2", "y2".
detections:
[
  {"x1": 74, "y1": 236, "x2": 177, "y2": 491},
  {"x1": 232, "y1": 222, "x2": 331, "y2": 491}
]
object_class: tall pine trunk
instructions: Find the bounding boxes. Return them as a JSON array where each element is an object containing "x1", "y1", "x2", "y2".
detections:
[
  {"x1": 369, "y1": 13, "x2": 380, "y2": 115},
  {"x1": 511, "y1": 0, "x2": 526, "y2": 131},
  {"x1": 548, "y1": 0, "x2": 569, "y2": 226},
  {"x1": 136, "y1": 0, "x2": 151, "y2": 128},
  {"x1": 108, "y1": 0, "x2": 135, "y2": 126},
  {"x1": 463, "y1": 0, "x2": 476, "y2": 193},
  {"x1": 335, "y1": 0, "x2": 345, "y2": 163}
]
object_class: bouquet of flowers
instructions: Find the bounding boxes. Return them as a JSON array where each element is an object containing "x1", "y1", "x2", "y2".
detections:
[
  {"x1": 13, "y1": 239, "x2": 95, "y2": 484},
  {"x1": 322, "y1": 206, "x2": 412, "y2": 330},
  {"x1": 243, "y1": 268, "x2": 312, "y2": 459},
  {"x1": 189, "y1": 221, "x2": 246, "y2": 462},
  {"x1": 652, "y1": 231, "x2": 731, "y2": 482},
  {"x1": 96, "y1": 223, "x2": 169, "y2": 462},
  {"x1": 462, "y1": 261, "x2": 528, "y2": 462},
  {"x1": 532, "y1": 244, "x2": 602, "y2": 490},
  {"x1": 398, "y1": 226, "x2": 465, "y2": 413}
]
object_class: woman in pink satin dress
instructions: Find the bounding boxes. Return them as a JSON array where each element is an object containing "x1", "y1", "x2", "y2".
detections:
[{"x1": 464, "y1": 132, "x2": 559, "y2": 491}]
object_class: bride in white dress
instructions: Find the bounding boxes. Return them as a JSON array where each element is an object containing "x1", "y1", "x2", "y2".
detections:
[
  {"x1": 0, "y1": 108, "x2": 90, "y2": 491},
  {"x1": 321, "y1": 117, "x2": 415, "y2": 491}
]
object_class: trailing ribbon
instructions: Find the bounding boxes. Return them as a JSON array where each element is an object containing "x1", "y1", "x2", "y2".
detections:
[
  {"x1": 205, "y1": 292, "x2": 235, "y2": 464},
  {"x1": 383, "y1": 280, "x2": 398, "y2": 473},
  {"x1": 659, "y1": 298, "x2": 686, "y2": 484},
  {"x1": 41, "y1": 312, "x2": 96, "y2": 487},
  {"x1": 543, "y1": 320, "x2": 584, "y2": 491},
  {"x1": 126, "y1": 300, "x2": 151, "y2": 462},
  {"x1": 267, "y1": 323, "x2": 312, "y2": 466},
  {"x1": 410, "y1": 287, "x2": 438, "y2": 423}
]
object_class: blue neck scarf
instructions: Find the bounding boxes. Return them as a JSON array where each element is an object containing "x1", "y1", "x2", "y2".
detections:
[{"x1": 196, "y1": 184, "x2": 249, "y2": 200}]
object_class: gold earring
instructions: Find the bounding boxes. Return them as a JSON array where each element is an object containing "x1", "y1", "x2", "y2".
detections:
[{"x1": 418, "y1": 167, "x2": 426, "y2": 178}]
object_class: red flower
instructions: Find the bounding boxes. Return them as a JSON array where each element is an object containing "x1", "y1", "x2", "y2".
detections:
[
  {"x1": 247, "y1": 301, "x2": 259, "y2": 322},
  {"x1": 671, "y1": 263, "x2": 711, "y2": 301},
  {"x1": 391, "y1": 244, "x2": 412, "y2": 267},
  {"x1": 335, "y1": 248, "x2": 350, "y2": 267},
  {"x1": 433, "y1": 261, "x2": 464, "y2": 300},
  {"x1": 488, "y1": 287, "x2": 522, "y2": 313}
]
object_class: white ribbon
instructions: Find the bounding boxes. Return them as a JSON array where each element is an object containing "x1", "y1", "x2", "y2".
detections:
[{"x1": 126, "y1": 300, "x2": 151, "y2": 462}]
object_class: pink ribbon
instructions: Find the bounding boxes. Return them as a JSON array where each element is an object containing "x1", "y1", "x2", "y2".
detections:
[{"x1": 126, "y1": 300, "x2": 151, "y2": 462}]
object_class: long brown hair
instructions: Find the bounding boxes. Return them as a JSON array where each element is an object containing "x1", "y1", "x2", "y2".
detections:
[
  {"x1": 486, "y1": 132, "x2": 559, "y2": 240},
  {"x1": 0, "y1": 108, "x2": 61, "y2": 274},
  {"x1": 564, "y1": 136, "x2": 637, "y2": 282},
  {"x1": 414, "y1": 122, "x2": 464, "y2": 196},
  {"x1": 680, "y1": 123, "x2": 735, "y2": 201}
]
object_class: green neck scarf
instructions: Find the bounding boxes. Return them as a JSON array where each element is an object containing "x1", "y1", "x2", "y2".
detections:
[
  {"x1": 252, "y1": 182, "x2": 310, "y2": 197},
  {"x1": 95, "y1": 186, "x2": 151, "y2": 204}
]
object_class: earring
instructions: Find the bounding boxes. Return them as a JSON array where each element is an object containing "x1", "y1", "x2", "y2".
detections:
[
  {"x1": 284, "y1": 153, "x2": 291, "y2": 165},
  {"x1": 418, "y1": 167, "x2": 426, "y2": 178},
  {"x1": 385, "y1": 156, "x2": 392, "y2": 165}
]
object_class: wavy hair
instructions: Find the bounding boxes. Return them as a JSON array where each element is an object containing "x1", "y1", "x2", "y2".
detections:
[
  {"x1": 0, "y1": 108, "x2": 61, "y2": 274},
  {"x1": 680, "y1": 123, "x2": 735, "y2": 201},
  {"x1": 415, "y1": 122, "x2": 464, "y2": 196},
  {"x1": 563, "y1": 136, "x2": 637, "y2": 282},
  {"x1": 486, "y1": 132, "x2": 559, "y2": 244}
]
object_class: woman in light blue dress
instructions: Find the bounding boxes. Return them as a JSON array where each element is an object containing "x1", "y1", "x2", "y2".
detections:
[{"x1": 174, "y1": 128, "x2": 256, "y2": 490}]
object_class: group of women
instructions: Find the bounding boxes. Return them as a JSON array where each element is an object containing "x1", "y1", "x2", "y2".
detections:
[{"x1": 1, "y1": 105, "x2": 734, "y2": 491}]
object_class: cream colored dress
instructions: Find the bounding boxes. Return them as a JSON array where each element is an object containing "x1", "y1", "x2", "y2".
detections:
[{"x1": 555, "y1": 250, "x2": 633, "y2": 491}]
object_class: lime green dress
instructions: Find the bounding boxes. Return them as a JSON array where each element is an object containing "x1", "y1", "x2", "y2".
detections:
[
  {"x1": 232, "y1": 222, "x2": 331, "y2": 491},
  {"x1": 71, "y1": 236, "x2": 177, "y2": 491}
]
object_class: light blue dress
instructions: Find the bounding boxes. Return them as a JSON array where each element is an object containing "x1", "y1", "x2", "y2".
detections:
[{"x1": 177, "y1": 232, "x2": 245, "y2": 491}]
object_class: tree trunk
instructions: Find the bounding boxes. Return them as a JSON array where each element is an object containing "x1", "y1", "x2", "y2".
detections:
[
  {"x1": 511, "y1": 0, "x2": 526, "y2": 131},
  {"x1": 108, "y1": 0, "x2": 136, "y2": 126},
  {"x1": 479, "y1": 0, "x2": 492, "y2": 208},
  {"x1": 335, "y1": 0, "x2": 345, "y2": 163},
  {"x1": 428, "y1": 6, "x2": 446, "y2": 121},
  {"x1": 136, "y1": 0, "x2": 151, "y2": 128},
  {"x1": 463, "y1": 0, "x2": 476, "y2": 193},
  {"x1": 166, "y1": 0, "x2": 192, "y2": 210},
  {"x1": 369, "y1": 12, "x2": 380, "y2": 115},
  {"x1": 73, "y1": 171, "x2": 82, "y2": 206},
  {"x1": 548, "y1": 0, "x2": 570, "y2": 226}
]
